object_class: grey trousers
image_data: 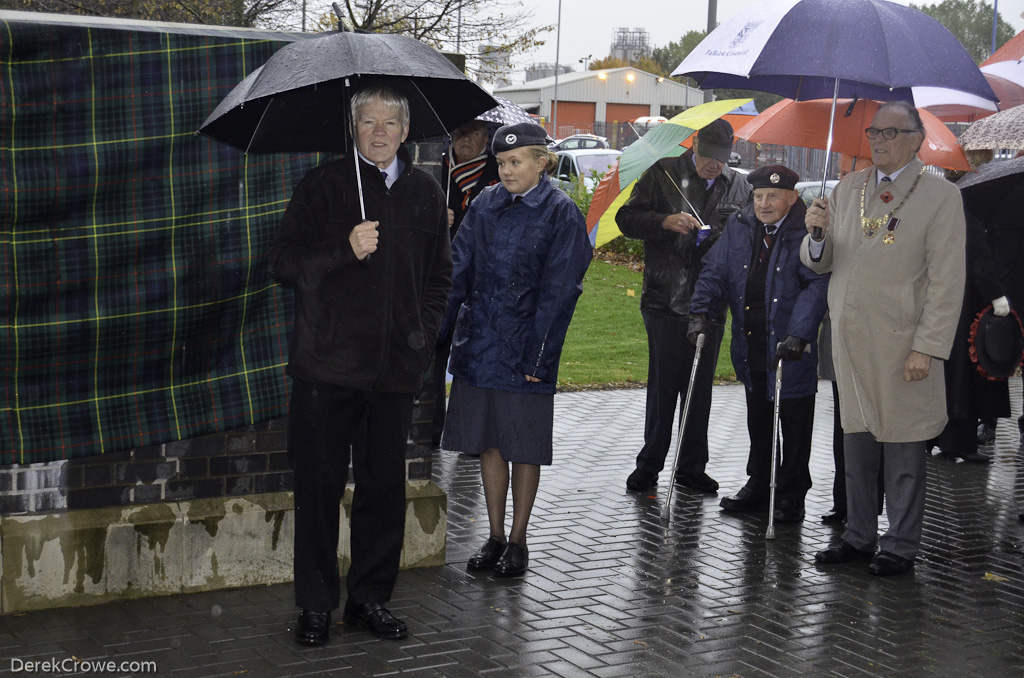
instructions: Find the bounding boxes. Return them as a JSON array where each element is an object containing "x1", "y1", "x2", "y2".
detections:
[{"x1": 842, "y1": 433, "x2": 926, "y2": 560}]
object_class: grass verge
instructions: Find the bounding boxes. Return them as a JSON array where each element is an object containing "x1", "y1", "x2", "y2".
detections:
[{"x1": 557, "y1": 259, "x2": 736, "y2": 391}]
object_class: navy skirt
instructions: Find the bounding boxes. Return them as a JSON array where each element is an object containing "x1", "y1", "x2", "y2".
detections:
[{"x1": 441, "y1": 378, "x2": 554, "y2": 465}]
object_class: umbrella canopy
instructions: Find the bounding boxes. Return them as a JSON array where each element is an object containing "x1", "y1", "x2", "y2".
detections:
[
  {"x1": 958, "y1": 104, "x2": 1024, "y2": 151},
  {"x1": 916, "y1": 86, "x2": 1000, "y2": 122},
  {"x1": 956, "y1": 155, "x2": 1024, "y2": 193},
  {"x1": 979, "y1": 31, "x2": 1024, "y2": 113},
  {"x1": 475, "y1": 95, "x2": 535, "y2": 127},
  {"x1": 672, "y1": 0, "x2": 995, "y2": 104},
  {"x1": 617, "y1": 98, "x2": 752, "y2": 189},
  {"x1": 679, "y1": 105, "x2": 760, "y2": 149},
  {"x1": 737, "y1": 98, "x2": 970, "y2": 171},
  {"x1": 199, "y1": 31, "x2": 497, "y2": 153},
  {"x1": 585, "y1": 99, "x2": 751, "y2": 247}
]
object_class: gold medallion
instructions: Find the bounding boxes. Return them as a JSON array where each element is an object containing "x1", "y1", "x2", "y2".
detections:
[{"x1": 882, "y1": 232, "x2": 895, "y2": 244}]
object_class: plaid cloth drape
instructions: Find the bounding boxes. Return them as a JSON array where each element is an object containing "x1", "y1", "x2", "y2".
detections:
[{"x1": 0, "y1": 13, "x2": 323, "y2": 464}]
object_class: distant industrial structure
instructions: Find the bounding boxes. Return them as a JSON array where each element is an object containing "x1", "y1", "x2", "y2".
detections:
[
  {"x1": 609, "y1": 27, "x2": 652, "y2": 62},
  {"x1": 526, "y1": 62, "x2": 574, "y2": 82}
]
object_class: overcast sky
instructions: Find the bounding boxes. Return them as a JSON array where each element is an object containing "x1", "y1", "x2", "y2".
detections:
[{"x1": 508, "y1": 0, "x2": 1024, "y2": 82}]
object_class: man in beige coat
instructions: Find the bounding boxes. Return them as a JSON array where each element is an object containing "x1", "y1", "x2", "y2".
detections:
[{"x1": 800, "y1": 101, "x2": 965, "y2": 576}]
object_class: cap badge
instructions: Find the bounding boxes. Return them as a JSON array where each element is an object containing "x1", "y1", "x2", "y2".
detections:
[
  {"x1": 505, "y1": 134, "x2": 517, "y2": 144},
  {"x1": 770, "y1": 172, "x2": 780, "y2": 184}
]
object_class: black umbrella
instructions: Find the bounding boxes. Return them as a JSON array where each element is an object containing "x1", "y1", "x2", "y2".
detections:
[{"x1": 198, "y1": 30, "x2": 498, "y2": 154}]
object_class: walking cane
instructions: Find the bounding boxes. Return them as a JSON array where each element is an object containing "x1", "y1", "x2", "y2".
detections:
[
  {"x1": 765, "y1": 357, "x2": 784, "y2": 540},
  {"x1": 663, "y1": 332, "x2": 706, "y2": 519}
]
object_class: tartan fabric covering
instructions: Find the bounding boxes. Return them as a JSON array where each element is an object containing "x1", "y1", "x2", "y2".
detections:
[{"x1": 0, "y1": 13, "x2": 324, "y2": 464}]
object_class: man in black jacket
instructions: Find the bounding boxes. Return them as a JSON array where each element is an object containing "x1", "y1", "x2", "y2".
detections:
[
  {"x1": 269, "y1": 86, "x2": 452, "y2": 645},
  {"x1": 616, "y1": 119, "x2": 751, "y2": 493}
]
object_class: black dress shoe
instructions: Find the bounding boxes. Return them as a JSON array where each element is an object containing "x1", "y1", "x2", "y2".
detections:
[
  {"x1": 675, "y1": 471, "x2": 719, "y2": 493},
  {"x1": 773, "y1": 498, "x2": 805, "y2": 523},
  {"x1": 493, "y1": 541, "x2": 529, "y2": 577},
  {"x1": 626, "y1": 469, "x2": 657, "y2": 491},
  {"x1": 868, "y1": 551, "x2": 914, "y2": 576},
  {"x1": 820, "y1": 509, "x2": 847, "y2": 524},
  {"x1": 719, "y1": 486, "x2": 767, "y2": 512},
  {"x1": 343, "y1": 602, "x2": 408, "y2": 639},
  {"x1": 467, "y1": 536, "x2": 506, "y2": 571},
  {"x1": 814, "y1": 539, "x2": 874, "y2": 564},
  {"x1": 294, "y1": 609, "x2": 331, "y2": 646}
]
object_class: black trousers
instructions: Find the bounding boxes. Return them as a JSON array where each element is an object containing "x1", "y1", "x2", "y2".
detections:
[
  {"x1": 743, "y1": 371, "x2": 815, "y2": 501},
  {"x1": 288, "y1": 377, "x2": 413, "y2": 612},
  {"x1": 635, "y1": 311, "x2": 725, "y2": 476}
]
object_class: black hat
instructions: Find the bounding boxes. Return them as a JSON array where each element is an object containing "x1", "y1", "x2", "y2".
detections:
[
  {"x1": 969, "y1": 307, "x2": 1024, "y2": 380},
  {"x1": 748, "y1": 165, "x2": 800, "y2": 191},
  {"x1": 492, "y1": 122, "x2": 548, "y2": 154},
  {"x1": 694, "y1": 118, "x2": 735, "y2": 163}
]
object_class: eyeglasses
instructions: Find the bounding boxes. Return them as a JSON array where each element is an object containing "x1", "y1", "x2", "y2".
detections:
[{"x1": 865, "y1": 127, "x2": 918, "y2": 140}]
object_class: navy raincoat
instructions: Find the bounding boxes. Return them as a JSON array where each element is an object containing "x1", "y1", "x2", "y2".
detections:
[
  {"x1": 690, "y1": 200, "x2": 828, "y2": 400},
  {"x1": 441, "y1": 178, "x2": 592, "y2": 395}
]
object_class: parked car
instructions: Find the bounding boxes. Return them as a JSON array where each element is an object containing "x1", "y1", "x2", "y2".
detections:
[
  {"x1": 551, "y1": 148, "x2": 622, "y2": 191},
  {"x1": 794, "y1": 179, "x2": 839, "y2": 207},
  {"x1": 549, "y1": 134, "x2": 610, "y2": 151}
]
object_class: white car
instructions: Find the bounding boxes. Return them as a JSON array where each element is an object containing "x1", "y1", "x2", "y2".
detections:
[
  {"x1": 551, "y1": 149, "x2": 622, "y2": 191},
  {"x1": 794, "y1": 179, "x2": 839, "y2": 207}
]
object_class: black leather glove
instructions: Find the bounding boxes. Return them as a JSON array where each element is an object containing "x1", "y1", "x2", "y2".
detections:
[
  {"x1": 773, "y1": 335, "x2": 809, "y2": 367},
  {"x1": 687, "y1": 315, "x2": 710, "y2": 348}
]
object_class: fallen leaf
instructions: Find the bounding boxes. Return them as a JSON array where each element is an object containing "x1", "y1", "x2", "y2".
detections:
[
  {"x1": 634, "y1": 640, "x2": 647, "y2": 646},
  {"x1": 984, "y1": 572, "x2": 1009, "y2": 582},
  {"x1": 626, "y1": 289, "x2": 636, "y2": 297}
]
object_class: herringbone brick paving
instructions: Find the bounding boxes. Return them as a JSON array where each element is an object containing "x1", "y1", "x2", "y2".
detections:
[{"x1": 2, "y1": 381, "x2": 1023, "y2": 677}]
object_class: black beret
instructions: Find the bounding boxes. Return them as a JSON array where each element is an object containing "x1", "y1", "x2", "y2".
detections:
[
  {"x1": 492, "y1": 122, "x2": 548, "y2": 154},
  {"x1": 748, "y1": 165, "x2": 800, "y2": 191}
]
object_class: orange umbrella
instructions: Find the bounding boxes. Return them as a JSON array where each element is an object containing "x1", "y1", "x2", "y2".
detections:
[{"x1": 737, "y1": 98, "x2": 970, "y2": 171}]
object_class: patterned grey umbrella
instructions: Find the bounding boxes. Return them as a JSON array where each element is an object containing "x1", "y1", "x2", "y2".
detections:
[
  {"x1": 475, "y1": 96, "x2": 553, "y2": 141},
  {"x1": 958, "y1": 104, "x2": 1024, "y2": 151}
]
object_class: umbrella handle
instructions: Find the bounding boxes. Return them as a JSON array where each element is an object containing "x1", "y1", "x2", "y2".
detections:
[{"x1": 813, "y1": 78, "x2": 842, "y2": 241}]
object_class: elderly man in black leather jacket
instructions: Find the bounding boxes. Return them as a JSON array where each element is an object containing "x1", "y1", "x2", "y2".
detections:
[{"x1": 617, "y1": 119, "x2": 751, "y2": 493}]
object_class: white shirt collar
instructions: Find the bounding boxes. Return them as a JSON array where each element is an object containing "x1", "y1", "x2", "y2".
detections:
[
  {"x1": 877, "y1": 162, "x2": 911, "y2": 186},
  {"x1": 357, "y1": 152, "x2": 401, "y2": 188}
]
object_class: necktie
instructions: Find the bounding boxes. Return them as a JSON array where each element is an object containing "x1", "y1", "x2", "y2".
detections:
[
  {"x1": 760, "y1": 224, "x2": 778, "y2": 262},
  {"x1": 512, "y1": 195, "x2": 522, "y2": 204},
  {"x1": 880, "y1": 175, "x2": 891, "y2": 183},
  {"x1": 380, "y1": 170, "x2": 389, "y2": 189}
]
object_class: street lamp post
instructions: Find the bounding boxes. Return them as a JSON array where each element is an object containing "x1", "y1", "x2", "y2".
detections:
[
  {"x1": 580, "y1": 54, "x2": 592, "y2": 71},
  {"x1": 553, "y1": 0, "x2": 562, "y2": 138}
]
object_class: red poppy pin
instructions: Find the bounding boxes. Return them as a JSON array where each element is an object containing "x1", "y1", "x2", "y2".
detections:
[{"x1": 880, "y1": 191, "x2": 894, "y2": 204}]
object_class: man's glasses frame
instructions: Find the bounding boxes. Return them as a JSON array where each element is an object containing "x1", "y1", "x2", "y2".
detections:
[{"x1": 864, "y1": 127, "x2": 919, "y2": 140}]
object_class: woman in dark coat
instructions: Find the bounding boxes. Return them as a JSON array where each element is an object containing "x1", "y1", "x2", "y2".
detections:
[{"x1": 440, "y1": 122, "x2": 592, "y2": 577}]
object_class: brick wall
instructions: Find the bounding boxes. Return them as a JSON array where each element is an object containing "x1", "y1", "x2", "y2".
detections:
[{"x1": 0, "y1": 369, "x2": 441, "y2": 518}]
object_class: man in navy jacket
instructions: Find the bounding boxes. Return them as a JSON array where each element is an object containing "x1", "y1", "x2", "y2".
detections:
[{"x1": 688, "y1": 165, "x2": 828, "y2": 524}]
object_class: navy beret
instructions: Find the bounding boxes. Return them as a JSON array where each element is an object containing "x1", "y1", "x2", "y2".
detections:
[
  {"x1": 748, "y1": 164, "x2": 800, "y2": 191},
  {"x1": 492, "y1": 122, "x2": 548, "y2": 154}
]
